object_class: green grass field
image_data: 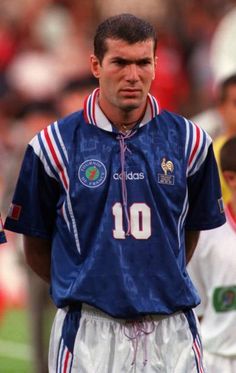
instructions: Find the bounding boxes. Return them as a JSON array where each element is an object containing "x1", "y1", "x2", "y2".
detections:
[{"x1": 0, "y1": 308, "x2": 33, "y2": 373}]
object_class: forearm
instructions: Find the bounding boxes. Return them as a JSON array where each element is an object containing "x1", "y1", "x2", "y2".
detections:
[
  {"x1": 185, "y1": 230, "x2": 200, "y2": 264},
  {"x1": 23, "y1": 235, "x2": 51, "y2": 283}
]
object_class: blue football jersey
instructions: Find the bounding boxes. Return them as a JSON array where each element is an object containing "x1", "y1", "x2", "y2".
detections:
[{"x1": 5, "y1": 89, "x2": 226, "y2": 318}]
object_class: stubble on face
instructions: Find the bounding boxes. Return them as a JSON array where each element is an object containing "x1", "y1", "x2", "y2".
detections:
[{"x1": 92, "y1": 38, "x2": 156, "y2": 124}]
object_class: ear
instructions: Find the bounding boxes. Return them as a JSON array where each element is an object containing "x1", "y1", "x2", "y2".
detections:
[
  {"x1": 90, "y1": 55, "x2": 101, "y2": 79},
  {"x1": 152, "y1": 56, "x2": 158, "y2": 80},
  {"x1": 222, "y1": 170, "x2": 236, "y2": 190}
]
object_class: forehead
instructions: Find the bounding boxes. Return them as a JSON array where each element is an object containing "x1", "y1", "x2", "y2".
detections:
[{"x1": 104, "y1": 38, "x2": 155, "y2": 59}]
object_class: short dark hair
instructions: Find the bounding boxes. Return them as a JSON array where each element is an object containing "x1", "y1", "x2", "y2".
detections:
[
  {"x1": 94, "y1": 13, "x2": 157, "y2": 62},
  {"x1": 220, "y1": 136, "x2": 236, "y2": 172},
  {"x1": 218, "y1": 74, "x2": 236, "y2": 103}
]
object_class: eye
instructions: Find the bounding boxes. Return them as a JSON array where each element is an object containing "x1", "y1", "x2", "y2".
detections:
[
  {"x1": 113, "y1": 59, "x2": 127, "y2": 66},
  {"x1": 137, "y1": 60, "x2": 152, "y2": 66}
]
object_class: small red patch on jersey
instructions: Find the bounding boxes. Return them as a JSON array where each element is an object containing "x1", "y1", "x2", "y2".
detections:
[{"x1": 8, "y1": 204, "x2": 22, "y2": 220}]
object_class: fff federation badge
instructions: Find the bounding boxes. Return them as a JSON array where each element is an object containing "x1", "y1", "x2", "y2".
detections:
[
  {"x1": 158, "y1": 158, "x2": 175, "y2": 185},
  {"x1": 79, "y1": 159, "x2": 107, "y2": 188}
]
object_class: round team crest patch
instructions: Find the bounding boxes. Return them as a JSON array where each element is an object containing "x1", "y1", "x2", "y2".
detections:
[{"x1": 78, "y1": 159, "x2": 107, "y2": 188}]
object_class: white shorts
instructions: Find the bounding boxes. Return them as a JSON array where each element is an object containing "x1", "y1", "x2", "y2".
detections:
[
  {"x1": 48, "y1": 304, "x2": 206, "y2": 373},
  {"x1": 204, "y1": 350, "x2": 236, "y2": 373}
]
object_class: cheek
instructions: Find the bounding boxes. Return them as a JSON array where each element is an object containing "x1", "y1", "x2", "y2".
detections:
[
  {"x1": 100, "y1": 76, "x2": 117, "y2": 98},
  {"x1": 142, "y1": 69, "x2": 155, "y2": 83}
]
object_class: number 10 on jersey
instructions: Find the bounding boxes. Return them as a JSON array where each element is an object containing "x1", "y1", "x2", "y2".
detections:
[{"x1": 112, "y1": 202, "x2": 151, "y2": 239}]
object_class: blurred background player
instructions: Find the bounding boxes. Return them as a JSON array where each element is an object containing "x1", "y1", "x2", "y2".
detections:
[
  {"x1": 213, "y1": 74, "x2": 236, "y2": 204},
  {"x1": 1, "y1": 75, "x2": 97, "y2": 373},
  {"x1": 188, "y1": 136, "x2": 236, "y2": 373},
  {"x1": 3, "y1": 100, "x2": 58, "y2": 373}
]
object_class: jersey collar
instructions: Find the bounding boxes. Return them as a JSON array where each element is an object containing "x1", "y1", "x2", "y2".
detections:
[{"x1": 83, "y1": 88, "x2": 160, "y2": 132}]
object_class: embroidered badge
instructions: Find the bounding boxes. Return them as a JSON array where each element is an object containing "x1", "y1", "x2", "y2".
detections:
[
  {"x1": 213, "y1": 286, "x2": 236, "y2": 312},
  {"x1": 78, "y1": 159, "x2": 107, "y2": 188},
  {"x1": 158, "y1": 158, "x2": 175, "y2": 185}
]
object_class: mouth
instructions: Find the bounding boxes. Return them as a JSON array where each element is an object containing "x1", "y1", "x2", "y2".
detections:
[
  {"x1": 120, "y1": 89, "x2": 142, "y2": 97},
  {"x1": 121, "y1": 88, "x2": 141, "y2": 92}
]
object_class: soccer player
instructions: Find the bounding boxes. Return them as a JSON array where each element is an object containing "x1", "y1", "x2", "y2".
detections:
[
  {"x1": 188, "y1": 136, "x2": 236, "y2": 373},
  {"x1": 213, "y1": 74, "x2": 236, "y2": 204},
  {"x1": 5, "y1": 14, "x2": 226, "y2": 372}
]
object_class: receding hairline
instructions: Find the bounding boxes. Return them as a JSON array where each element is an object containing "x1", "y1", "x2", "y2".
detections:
[
  {"x1": 102, "y1": 36, "x2": 156, "y2": 52},
  {"x1": 93, "y1": 13, "x2": 157, "y2": 61}
]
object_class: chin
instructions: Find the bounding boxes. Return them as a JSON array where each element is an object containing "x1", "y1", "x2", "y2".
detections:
[
  {"x1": 120, "y1": 99, "x2": 141, "y2": 110},
  {"x1": 121, "y1": 104, "x2": 140, "y2": 112}
]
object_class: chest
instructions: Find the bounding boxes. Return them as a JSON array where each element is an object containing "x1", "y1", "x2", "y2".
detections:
[{"x1": 57, "y1": 128, "x2": 188, "y2": 243}]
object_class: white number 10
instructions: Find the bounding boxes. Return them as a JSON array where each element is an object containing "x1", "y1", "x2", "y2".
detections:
[{"x1": 112, "y1": 202, "x2": 151, "y2": 239}]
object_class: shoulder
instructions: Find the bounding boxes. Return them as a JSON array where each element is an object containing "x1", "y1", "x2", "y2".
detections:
[
  {"x1": 157, "y1": 109, "x2": 187, "y2": 127},
  {"x1": 155, "y1": 110, "x2": 189, "y2": 144},
  {"x1": 158, "y1": 109, "x2": 211, "y2": 139},
  {"x1": 158, "y1": 110, "x2": 212, "y2": 170},
  {"x1": 57, "y1": 109, "x2": 85, "y2": 132},
  {"x1": 29, "y1": 109, "x2": 84, "y2": 149}
]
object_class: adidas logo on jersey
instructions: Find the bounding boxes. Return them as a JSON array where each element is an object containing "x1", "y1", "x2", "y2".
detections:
[{"x1": 113, "y1": 172, "x2": 144, "y2": 180}]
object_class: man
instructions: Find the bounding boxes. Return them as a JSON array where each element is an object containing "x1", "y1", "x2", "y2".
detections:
[
  {"x1": 5, "y1": 14, "x2": 225, "y2": 372},
  {"x1": 213, "y1": 74, "x2": 236, "y2": 204},
  {"x1": 2, "y1": 100, "x2": 58, "y2": 373},
  {"x1": 188, "y1": 136, "x2": 236, "y2": 373}
]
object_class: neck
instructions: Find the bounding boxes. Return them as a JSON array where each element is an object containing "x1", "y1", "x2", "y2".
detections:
[
  {"x1": 113, "y1": 117, "x2": 143, "y2": 132},
  {"x1": 98, "y1": 94, "x2": 147, "y2": 132}
]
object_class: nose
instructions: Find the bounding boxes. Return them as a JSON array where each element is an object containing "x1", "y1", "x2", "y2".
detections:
[{"x1": 126, "y1": 63, "x2": 139, "y2": 82}]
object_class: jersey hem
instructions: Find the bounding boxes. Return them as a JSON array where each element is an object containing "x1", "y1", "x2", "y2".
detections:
[
  {"x1": 185, "y1": 217, "x2": 226, "y2": 231},
  {"x1": 4, "y1": 222, "x2": 51, "y2": 240}
]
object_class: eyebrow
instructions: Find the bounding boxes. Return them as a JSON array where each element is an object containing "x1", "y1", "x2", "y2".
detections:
[{"x1": 110, "y1": 57, "x2": 153, "y2": 64}]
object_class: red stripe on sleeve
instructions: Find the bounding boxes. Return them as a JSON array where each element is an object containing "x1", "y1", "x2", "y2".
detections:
[
  {"x1": 44, "y1": 128, "x2": 68, "y2": 190},
  {"x1": 188, "y1": 124, "x2": 200, "y2": 166}
]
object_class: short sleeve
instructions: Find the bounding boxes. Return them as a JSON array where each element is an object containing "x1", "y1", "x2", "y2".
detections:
[
  {"x1": 185, "y1": 143, "x2": 226, "y2": 230},
  {"x1": 4, "y1": 143, "x2": 60, "y2": 239}
]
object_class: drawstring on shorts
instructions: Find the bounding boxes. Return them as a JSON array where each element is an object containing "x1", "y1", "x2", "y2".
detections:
[{"x1": 124, "y1": 316, "x2": 155, "y2": 366}]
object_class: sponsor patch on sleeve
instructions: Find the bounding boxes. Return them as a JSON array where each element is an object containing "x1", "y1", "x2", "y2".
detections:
[
  {"x1": 8, "y1": 203, "x2": 22, "y2": 220},
  {"x1": 218, "y1": 197, "x2": 224, "y2": 214}
]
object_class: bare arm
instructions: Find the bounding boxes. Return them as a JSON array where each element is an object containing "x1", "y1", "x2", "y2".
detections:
[
  {"x1": 23, "y1": 235, "x2": 51, "y2": 283},
  {"x1": 185, "y1": 230, "x2": 200, "y2": 264}
]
